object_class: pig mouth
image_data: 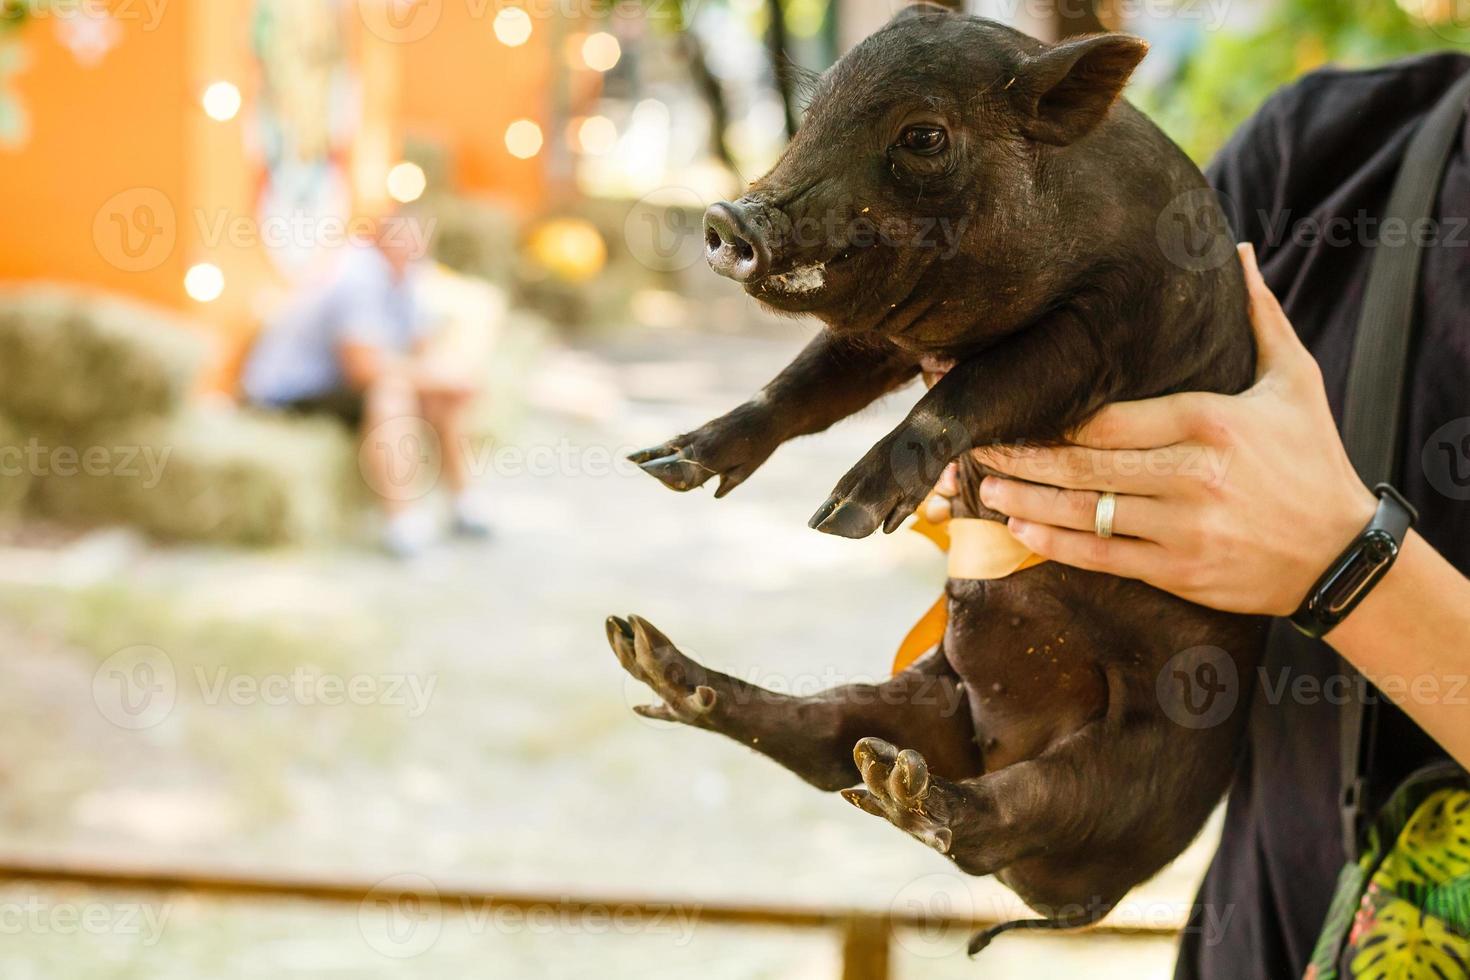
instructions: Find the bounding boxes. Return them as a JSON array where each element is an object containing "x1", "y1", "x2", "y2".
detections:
[
  {"x1": 759, "y1": 263, "x2": 828, "y2": 296},
  {"x1": 750, "y1": 246, "x2": 864, "y2": 303}
]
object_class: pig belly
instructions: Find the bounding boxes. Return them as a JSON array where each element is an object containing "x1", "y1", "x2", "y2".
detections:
[{"x1": 941, "y1": 575, "x2": 1110, "y2": 773}]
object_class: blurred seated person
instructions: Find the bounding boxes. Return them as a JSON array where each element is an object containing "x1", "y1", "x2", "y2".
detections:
[{"x1": 242, "y1": 215, "x2": 491, "y2": 557}]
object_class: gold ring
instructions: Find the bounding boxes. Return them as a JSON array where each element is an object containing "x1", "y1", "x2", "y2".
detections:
[{"x1": 1094, "y1": 492, "x2": 1117, "y2": 539}]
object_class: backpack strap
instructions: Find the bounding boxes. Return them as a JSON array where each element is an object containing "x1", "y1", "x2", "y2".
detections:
[{"x1": 1337, "y1": 67, "x2": 1470, "y2": 861}]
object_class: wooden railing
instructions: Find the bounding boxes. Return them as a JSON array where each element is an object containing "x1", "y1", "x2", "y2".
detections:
[{"x1": 0, "y1": 855, "x2": 1179, "y2": 979}]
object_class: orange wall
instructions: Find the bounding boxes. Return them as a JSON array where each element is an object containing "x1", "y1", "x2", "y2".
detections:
[
  {"x1": 0, "y1": 1, "x2": 403, "y2": 388},
  {"x1": 394, "y1": 1, "x2": 553, "y2": 212},
  {"x1": 0, "y1": 0, "x2": 560, "y2": 321},
  {"x1": 0, "y1": 2, "x2": 190, "y2": 309}
]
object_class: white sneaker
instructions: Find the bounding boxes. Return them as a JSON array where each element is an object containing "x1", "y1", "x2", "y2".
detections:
[
  {"x1": 382, "y1": 507, "x2": 439, "y2": 559},
  {"x1": 452, "y1": 491, "x2": 493, "y2": 539}
]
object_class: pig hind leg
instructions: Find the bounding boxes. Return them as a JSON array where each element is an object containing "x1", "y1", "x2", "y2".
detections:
[
  {"x1": 844, "y1": 692, "x2": 1226, "y2": 951},
  {"x1": 606, "y1": 615, "x2": 981, "y2": 791}
]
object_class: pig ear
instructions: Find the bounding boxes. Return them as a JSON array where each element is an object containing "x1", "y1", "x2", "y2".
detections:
[{"x1": 1014, "y1": 33, "x2": 1148, "y2": 146}]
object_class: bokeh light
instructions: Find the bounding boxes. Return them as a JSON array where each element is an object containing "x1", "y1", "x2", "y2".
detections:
[
  {"x1": 184, "y1": 263, "x2": 225, "y2": 303},
  {"x1": 386, "y1": 161, "x2": 428, "y2": 204},
  {"x1": 527, "y1": 218, "x2": 607, "y2": 282},
  {"x1": 201, "y1": 81, "x2": 242, "y2": 122},
  {"x1": 575, "y1": 115, "x2": 617, "y2": 155},
  {"x1": 493, "y1": 7, "x2": 532, "y2": 47},
  {"x1": 580, "y1": 32, "x2": 621, "y2": 73},
  {"x1": 504, "y1": 119, "x2": 544, "y2": 159}
]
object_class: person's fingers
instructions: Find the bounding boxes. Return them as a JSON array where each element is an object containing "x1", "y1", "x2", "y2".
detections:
[
  {"x1": 972, "y1": 445, "x2": 1177, "y2": 495},
  {"x1": 1238, "y1": 243, "x2": 1312, "y2": 383},
  {"x1": 978, "y1": 477, "x2": 1165, "y2": 541},
  {"x1": 1069, "y1": 392, "x2": 1222, "y2": 450},
  {"x1": 925, "y1": 494, "x2": 952, "y2": 522},
  {"x1": 934, "y1": 462, "x2": 960, "y2": 498},
  {"x1": 924, "y1": 462, "x2": 960, "y2": 520},
  {"x1": 1007, "y1": 517, "x2": 1173, "y2": 582}
]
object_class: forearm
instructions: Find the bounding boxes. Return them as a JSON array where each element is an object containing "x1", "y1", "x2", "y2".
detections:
[{"x1": 1329, "y1": 531, "x2": 1470, "y2": 768}]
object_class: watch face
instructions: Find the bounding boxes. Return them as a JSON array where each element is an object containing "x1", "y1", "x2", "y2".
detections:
[
  {"x1": 1362, "y1": 530, "x2": 1396, "y2": 563},
  {"x1": 1320, "y1": 530, "x2": 1399, "y2": 619}
]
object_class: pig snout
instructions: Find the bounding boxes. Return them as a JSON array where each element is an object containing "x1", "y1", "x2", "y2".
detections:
[{"x1": 703, "y1": 201, "x2": 771, "y2": 282}]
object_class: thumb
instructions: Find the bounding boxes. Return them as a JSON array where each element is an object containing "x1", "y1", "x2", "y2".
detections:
[{"x1": 1238, "y1": 242, "x2": 1312, "y2": 384}]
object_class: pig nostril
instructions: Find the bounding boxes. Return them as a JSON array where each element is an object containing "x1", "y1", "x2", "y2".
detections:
[{"x1": 703, "y1": 202, "x2": 767, "y2": 281}]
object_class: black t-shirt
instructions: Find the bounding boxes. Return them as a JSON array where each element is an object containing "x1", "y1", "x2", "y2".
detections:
[{"x1": 1175, "y1": 54, "x2": 1470, "y2": 980}]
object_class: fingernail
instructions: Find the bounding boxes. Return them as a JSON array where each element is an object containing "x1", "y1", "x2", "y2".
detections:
[
  {"x1": 1008, "y1": 518, "x2": 1029, "y2": 535},
  {"x1": 978, "y1": 476, "x2": 996, "y2": 504}
]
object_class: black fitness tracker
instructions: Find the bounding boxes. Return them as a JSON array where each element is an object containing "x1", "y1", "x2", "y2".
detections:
[{"x1": 1289, "y1": 483, "x2": 1418, "y2": 639}]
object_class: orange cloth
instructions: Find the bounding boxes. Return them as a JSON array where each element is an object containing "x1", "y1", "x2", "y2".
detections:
[{"x1": 891, "y1": 501, "x2": 1048, "y2": 675}]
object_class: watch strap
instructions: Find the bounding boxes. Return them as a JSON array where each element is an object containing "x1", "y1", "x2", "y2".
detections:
[{"x1": 1289, "y1": 483, "x2": 1416, "y2": 639}]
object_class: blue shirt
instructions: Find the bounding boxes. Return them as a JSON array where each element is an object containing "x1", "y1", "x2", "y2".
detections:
[{"x1": 243, "y1": 246, "x2": 430, "y2": 405}]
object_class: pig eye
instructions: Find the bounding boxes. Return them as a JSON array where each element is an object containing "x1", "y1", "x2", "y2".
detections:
[{"x1": 898, "y1": 125, "x2": 948, "y2": 155}]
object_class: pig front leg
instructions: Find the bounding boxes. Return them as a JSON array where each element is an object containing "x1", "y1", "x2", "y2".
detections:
[
  {"x1": 811, "y1": 317, "x2": 1106, "y2": 538},
  {"x1": 604, "y1": 615, "x2": 980, "y2": 791},
  {"x1": 631, "y1": 333, "x2": 918, "y2": 496}
]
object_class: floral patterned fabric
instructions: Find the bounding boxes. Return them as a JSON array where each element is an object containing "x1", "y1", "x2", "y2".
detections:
[{"x1": 1306, "y1": 773, "x2": 1470, "y2": 980}]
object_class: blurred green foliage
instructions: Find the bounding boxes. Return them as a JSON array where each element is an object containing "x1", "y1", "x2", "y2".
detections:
[{"x1": 1136, "y1": 0, "x2": 1462, "y2": 164}]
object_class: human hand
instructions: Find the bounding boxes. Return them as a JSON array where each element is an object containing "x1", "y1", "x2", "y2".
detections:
[{"x1": 933, "y1": 243, "x2": 1377, "y2": 616}]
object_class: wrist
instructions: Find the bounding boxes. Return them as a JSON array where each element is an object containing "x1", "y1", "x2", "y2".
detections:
[
  {"x1": 1325, "y1": 531, "x2": 1420, "y2": 649},
  {"x1": 1321, "y1": 484, "x2": 1380, "y2": 568},
  {"x1": 1289, "y1": 484, "x2": 1417, "y2": 637}
]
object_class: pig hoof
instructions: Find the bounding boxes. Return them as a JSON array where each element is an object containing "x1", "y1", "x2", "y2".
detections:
[
  {"x1": 629, "y1": 411, "x2": 780, "y2": 498},
  {"x1": 808, "y1": 494, "x2": 887, "y2": 539},
  {"x1": 605, "y1": 615, "x2": 718, "y2": 725},
  {"x1": 636, "y1": 452, "x2": 716, "y2": 493},
  {"x1": 843, "y1": 738, "x2": 955, "y2": 855},
  {"x1": 811, "y1": 452, "x2": 933, "y2": 538}
]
